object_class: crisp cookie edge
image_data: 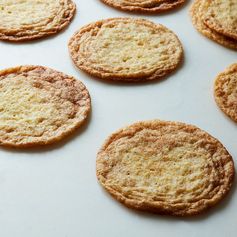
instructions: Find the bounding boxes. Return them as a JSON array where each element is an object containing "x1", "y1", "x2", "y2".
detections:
[{"x1": 100, "y1": 0, "x2": 186, "y2": 13}]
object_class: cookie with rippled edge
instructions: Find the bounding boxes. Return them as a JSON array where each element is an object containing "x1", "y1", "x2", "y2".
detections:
[
  {"x1": 214, "y1": 63, "x2": 237, "y2": 123},
  {"x1": 100, "y1": 0, "x2": 186, "y2": 13},
  {"x1": 190, "y1": 0, "x2": 237, "y2": 50},
  {"x1": 203, "y1": 0, "x2": 237, "y2": 41},
  {"x1": 96, "y1": 120, "x2": 234, "y2": 216},
  {"x1": 0, "y1": 65, "x2": 91, "y2": 148},
  {"x1": 68, "y1": 18, "x2": 183, "y2": 82},
  {"x1": 0, "y1": 0, "x2": 76, "y2": 42}
]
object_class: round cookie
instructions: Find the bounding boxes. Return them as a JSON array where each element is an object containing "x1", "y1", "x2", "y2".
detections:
[
  {"x1": 214, "y1": 63, "x2": 237, "y2": 123},
  {"x1": 0, "y1": 65, "x2": 91, "y2": 147},
  {"x1": 190, "y1": 0, "x2": 237, "y2": 50},
  {"x1": 96, "y1": 120, "x2": 235, "y2": 216},
  {"x1": 203, "y1": 0, "x2": 237, "y2": 40},
  {"x1": 0, "y1": 0, "x2": 76, "y2": 42},
  {"x1": 100, "y1": 0, "x2": 186, "y2": 13},
  {"x1": 68, "y1": 18, "x2": 183, "y2": 82}
]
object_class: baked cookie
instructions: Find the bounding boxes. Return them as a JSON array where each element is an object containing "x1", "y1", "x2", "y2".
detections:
[
  {"x1": 100, "y1": 0, "x2": 186, "y2": 13},
  {"x1": 0, "y1": 65, "x2": 91, "y2": 147},
  {"x1": 0, "y1": 0, "x2": 76, "y2": 42},
  {"x1": 69, "y1": 18, "x2": 183, "y2": 82},
  {"x1": 203, "y1": 0, "x2": 237, "y2": 40},
  {"x1": 96, "y1": 120, "x2": 234, "y2": 216},
  {"x1": 190, "y1": 0, "x2": 237, "y2": 50},
  {"x1": 214, "y1": 63, "x2": 237, "y2": 123}
]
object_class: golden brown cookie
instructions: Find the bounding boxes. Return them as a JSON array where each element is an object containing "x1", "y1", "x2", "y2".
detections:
[
  {"x1": 203, "y1": 0, "x2": 237, "y2": 40},
  {"x1": 214, "y1": 63, "x2": 237, "y2": 123},
  {"x1": 0, "y1": 65, "x2": 91, "y2": 148},
  {"x1": 0, "y1": 0, "x2": 76, "y2": 42},
  {"x1": 100, "y1": 0, "x2": 186, "y2": 13},
  {"x1": 96, "y1": 120, "x2": 235, "y2": 216},
  {"x1": 68, "y1": 18, "x2": 183, "y2": 82},
  {"x1": 190, "y1": 0, "x2": 237, "y2": 50}
]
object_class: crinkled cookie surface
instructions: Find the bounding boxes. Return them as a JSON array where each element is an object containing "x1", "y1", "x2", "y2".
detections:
[
  {"x1": 97, "y1": 120, "x2": 234, "y2": 216},
  {"x1": 203, "y1": 0, "x2": 237, "y2": 40},
  {"x1": 0, "y1": 0, "x2": 76, "y2": 41},
  {"x1": 69, "y1": 18, "x2": 183, "y2": 82},
  {"x1": 215, "y1": 63, "x2": 237, "y2": 123},
  {"x1": 190, "y1": 0, "x2": 237, "y2": 50},
  {"x1": 100, "y1": 0, "x2": 186, "y2": 13},
  {"x1": 0, "y1": 65, "x2": 91, "y2": 147}
]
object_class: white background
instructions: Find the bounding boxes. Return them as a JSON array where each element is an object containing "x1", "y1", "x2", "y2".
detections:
[{"x1": 0, "y1": 0, "x2": 236, "y2": 236}]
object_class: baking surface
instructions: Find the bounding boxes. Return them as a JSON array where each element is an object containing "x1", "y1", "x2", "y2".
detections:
[{"x1": 0, "y1": 0, "x2": 236, "y2": 236}]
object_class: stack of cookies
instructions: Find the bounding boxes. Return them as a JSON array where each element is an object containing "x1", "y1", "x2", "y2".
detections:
[{"x1": 190, "y1": 0, "x2": 237, "y2": 49}]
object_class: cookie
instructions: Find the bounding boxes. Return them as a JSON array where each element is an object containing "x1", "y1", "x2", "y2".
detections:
[
  {"x1": 100, "y1": 0, "x2": 186, "y2": 13},
  {"x1": 203, "y1": 0, "x2": 237, "y2": 40},
  {"x1": 68, "y1": 18, "x2": 183, "y2": 82},
  {"x1": 0, "y1": 0, "x2": 76, "y2": 42},
  {"x1": 96, "y1": 120, "x2": 234, "y2": 216},
  {"x1": 0, "y1": 65, "x2": 91, "y2": 147},
  {"x1": 214, "y1": 63, "x2": 237, "y2": 123},
  {"x1": 190, "y1": 0, "x2": 237, "y2": 50}
]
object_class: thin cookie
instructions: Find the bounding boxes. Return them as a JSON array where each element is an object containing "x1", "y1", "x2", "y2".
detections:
[
  {"x1": 190, "y1": 0, "x2": 237, "y2": 50},
  {"x1": 214, "y1": 63, "x2": 237, "y2": 123},
  {"x1": 0, "y1": 0, "x2": 76, "y2": 42},
  {"x1": 0, "y1": 65, "x2": 91, "y2": 148},
  {"x1": 68, "y1": 18, "x2": 183, "y2": 82},
  {"x1": 203, "y1": 0, "x2": 237, "y2": 40},
  {"x1": 97, "y1": 120, "x2": 235, "y2": 216},
  {"x1": 100, "y1": 0, "x2": 186, "y2": 13}
]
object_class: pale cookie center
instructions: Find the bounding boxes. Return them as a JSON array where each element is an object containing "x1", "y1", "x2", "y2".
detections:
[
  {"x1": 223, "y1": 74, "x2": 237, "y2": 106},
  {"x1": 0, "y1": 77, "x2": 75, "y2": 137},
  {"x1": 0, "y1": 0, "x2": 59, "y2": 28},
  {"x1": 84, "y1": 22, "x2": 178, "y2": 74},
  {"x1": 106, "y1": 143, "x2": 215, "y2": 202},
  {"x1": 207, "y1": 0, "x2": 237, "y2": 27}
]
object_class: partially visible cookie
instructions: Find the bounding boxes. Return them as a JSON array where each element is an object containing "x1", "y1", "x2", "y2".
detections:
[
  {"x1": 96, "y1": 120, "x2": 235, "y2": 216},
  {"x1": 203, "y1": 0, "x2": 237, "y2": 40},
  {"x1": 190, "y1": 0, "x2": 237, "y2": 50},
  {"x1": 214, "y1": 63, "x2": 237, "y2": 123},
  {"x1": 100, "y1": 0, "x2": 186, "y2": 13},
  {"x1": 0, "y1": 65, "x2": 91, "y2": 147},
  {"x1": 0, "y1": 0, "x2": 76, "y2": 42},
  {"x1": 68, "y1": 18, "x2": 183, "y2": 82}
]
